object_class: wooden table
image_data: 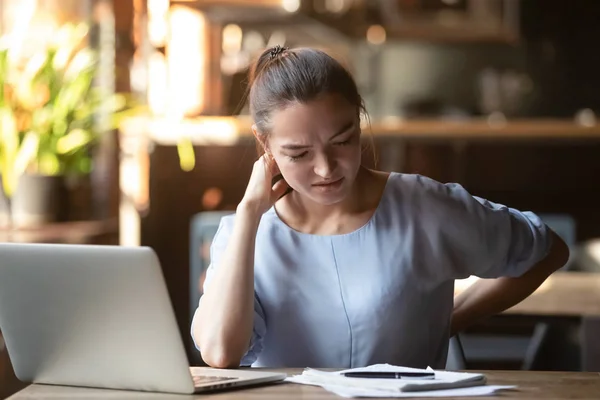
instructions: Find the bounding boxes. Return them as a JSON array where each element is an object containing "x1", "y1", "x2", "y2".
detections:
[
  {"x1": 455, "y1": 271, "x2": 600, "y2": 317},
  {"x1": 8, "y1": 369, "x2": 600, "y2": 399}
]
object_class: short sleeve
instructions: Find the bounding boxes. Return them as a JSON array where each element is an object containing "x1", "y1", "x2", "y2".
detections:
[
  {"x1": 410, "y1": 175, "x2": 553, "y2": 280},
  {"x1": 190, "y1": 215, "x2": 267, "y2": 366}
]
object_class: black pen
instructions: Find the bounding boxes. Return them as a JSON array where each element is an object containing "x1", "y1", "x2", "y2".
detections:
[{"x1": 343, "y1": 371, "x2": 435, "y2": 380}]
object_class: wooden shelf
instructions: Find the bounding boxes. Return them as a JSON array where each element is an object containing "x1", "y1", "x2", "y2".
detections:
[
  {"x1": 367, "y1": 118, "x2": 600, "y2": 139},
  {"x1": 120, "y1": 116, "x2": 600, "y2": 145}
]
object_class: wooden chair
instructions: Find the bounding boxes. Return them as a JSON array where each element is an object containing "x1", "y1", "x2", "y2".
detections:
[
  {"x1": 189, "y1": 211, "x2": 234, "y2": 365},
  {"x1": 446, "y1": 335, "x2": 467, "y2": 370}
]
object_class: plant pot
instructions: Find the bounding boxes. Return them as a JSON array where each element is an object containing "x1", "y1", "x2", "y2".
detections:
[
  {"x1": 10, "y1": 174, "x2": 68, "y2": 228},
  {"x1": 64, "y1": 174, "x2": 93, "y2": 221}
]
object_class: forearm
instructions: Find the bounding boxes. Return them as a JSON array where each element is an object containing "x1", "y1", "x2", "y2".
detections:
[
  {"x1": 193, "y1": 204, "x2": 261, "y2": 368},
  {"x1": 451, "y1": 231, "x2": 569, "y2": 335}
]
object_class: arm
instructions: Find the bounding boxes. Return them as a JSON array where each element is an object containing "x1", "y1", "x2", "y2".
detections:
[
  {"x1": 191, "y1": 156, "x2": 288, "y2": 368},
  {"x1": 450, "y1": 230, "x2": 569, "y2": 336},
  {"x1": 192, "y1": 205, "x2": 261, "y2": 368}
]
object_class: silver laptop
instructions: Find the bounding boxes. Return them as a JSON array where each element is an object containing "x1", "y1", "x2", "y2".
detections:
[{"x1": 0, "y1": 243, "x2": 286, "y2": 394}]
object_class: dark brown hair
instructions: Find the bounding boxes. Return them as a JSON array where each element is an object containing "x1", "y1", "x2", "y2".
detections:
[{"x1": 248, "y1": 46, "x2": 367, "y2": 137}]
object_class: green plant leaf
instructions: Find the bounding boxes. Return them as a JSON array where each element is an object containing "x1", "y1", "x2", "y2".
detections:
[
  {"x1": 177, "y1": 138, "x2": 195, "y2": 172},
  {"x1": 0, "y1": 48, "x2": 8, "y2": 106},
  {"x1": 13, "y1": 131, "x2": 39, "y2": 177},
  {"x1": 0, "y1": 107, "x2": 19, "y2": 196},
  {"x1": 38, "y1": 152, "x2": 60, "y2": 176},
  {"x1": 56, "y1": 128, "x2": 92, "y2": 154}
]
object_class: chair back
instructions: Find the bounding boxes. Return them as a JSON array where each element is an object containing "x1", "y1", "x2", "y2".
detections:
[{"x1": 189, "y1": 211, "x2": 234, "y2": 364}]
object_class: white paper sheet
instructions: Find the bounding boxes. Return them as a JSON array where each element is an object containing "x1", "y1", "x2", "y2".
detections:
[
  {"x1": 321, "y1": 383, "x2": 517, "y2": 398},
  {"x1": 285, "y1": 364, "x2": 517, "y2": 398}
]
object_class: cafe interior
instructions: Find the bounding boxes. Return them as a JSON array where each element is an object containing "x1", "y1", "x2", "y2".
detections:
[{"x1": 1, "y1": 0, "x2": 600, "y2": 398}]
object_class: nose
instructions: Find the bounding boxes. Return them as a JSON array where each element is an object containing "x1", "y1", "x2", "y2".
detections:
[{"x1": 313, "y1": 153, "x2": 337, "y2": 179}]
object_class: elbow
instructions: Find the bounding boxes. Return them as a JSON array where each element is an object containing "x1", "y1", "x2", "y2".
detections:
[
  {"x1": 191, "y1": 303, "x2": 251, "y2": 369},
  {"x1": 526, "y1": 231, "x2": 569, "y2": 280},
  {"x1": 550, "y1": 230, "x2": 570, "y2": 271},
  {"x1": 194, "y1": 325, "x2": 244, "y2": 369},
  {"x1": 200, "y1": 346, "x2": 242, "y2": 369},
  {"x1": 536, "y1": 230, "x2": 569, "y2": 277}
]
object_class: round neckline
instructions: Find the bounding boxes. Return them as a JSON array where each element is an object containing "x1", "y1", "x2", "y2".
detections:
[{"x1": 269, "y1": 172, "x2": 396, "y2": 238}]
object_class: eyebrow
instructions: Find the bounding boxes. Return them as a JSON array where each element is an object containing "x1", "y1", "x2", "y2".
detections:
[{"x1": 281, "y1": 121, "x2": 355, "y2": 150}]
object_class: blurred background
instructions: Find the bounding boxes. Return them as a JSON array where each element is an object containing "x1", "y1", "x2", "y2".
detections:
[{"x1": 1, "y1": 0, "x2": 600, "y2": 397}]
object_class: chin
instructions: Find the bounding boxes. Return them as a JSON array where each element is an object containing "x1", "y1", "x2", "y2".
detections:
[{"x1": 306, "y1": 180, "x2": 352, "y2": 206}]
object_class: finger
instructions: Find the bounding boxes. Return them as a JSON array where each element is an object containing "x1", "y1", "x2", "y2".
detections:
[
  {"x1": 259, "y1": 154, "x2": 272, "y2": 177},
  {"x1": 271, "y1": 173, "x2": 283, "y2": 187},
  {"x1": 271, "y1": 179, "x2": 290, "y2": 200},
  {"x1": 254, "y1": 154, "x2": 267, "y2": 171},
  {"x1": 264, "y1": 153, "x2": 280, "y2": 175}
]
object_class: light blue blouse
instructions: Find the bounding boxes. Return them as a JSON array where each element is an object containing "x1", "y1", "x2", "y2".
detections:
[{"x1": 191, "y1": 172, "x2": 552, "y2": 369}]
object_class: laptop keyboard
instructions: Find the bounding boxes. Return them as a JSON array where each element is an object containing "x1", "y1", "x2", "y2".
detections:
[{"x1": 191, "y1": 373, "x2": 238, "y2": 387}]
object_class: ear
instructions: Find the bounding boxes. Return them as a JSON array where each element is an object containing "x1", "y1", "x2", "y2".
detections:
[
  {"x1": 252, "y1": 124, "x2": 271, "y2": 156},
  {"x1": 251, "y1": 124, "x2": 259, "y2": 138}
]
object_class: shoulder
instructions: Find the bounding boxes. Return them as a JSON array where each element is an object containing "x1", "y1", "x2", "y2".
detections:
[
  {"x1": 384, "y1": 172, "x2": 466, "y2": 202},
  {"x1": 381, "y1": 172, "x2": 497, "y2": 219}
]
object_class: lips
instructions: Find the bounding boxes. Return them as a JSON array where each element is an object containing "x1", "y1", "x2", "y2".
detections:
[{"x1": 312, "y1": 177, "x2": 343, "y2": 186}]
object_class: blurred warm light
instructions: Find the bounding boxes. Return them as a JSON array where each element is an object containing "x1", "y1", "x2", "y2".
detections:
[
  {"x1": 575, "y1": 108, "x2": 597, "y2": 127},
  {"x1": 588, "y1": 240, "x2": 600, "y2": 265},
  {"x1": 222, "y1": 24, "x2": 243, "y2": 55},
  {"x1": 167, "y1": 6, "x2": 206, "y2": 118},
  {"x1": 120, "y1": 115, "x2": 246, "y2": 148},
  {"x1": 148, "y1": 51, "x2": 168, "y2": 115},
  {"x1": 441, "y1": 0, "x2": 460, "y2": 5},
  {"x1": 131, "y1": 0, "x2": 148, "y2": 95},
  {"x1": 221, "y1": 55, "x2": 246, "y2": 76},
  {"x1": 267, "y1": 30, "x2": 287, "y2": 48},
  {"x1": 282, "y1": 0, "x2": 301, "y2": 13},
  {"x1": 366, "y1": 24, "x2": 386, "y2": 45},
  {"x1": 119, "y1": 119, "x2": 150, "y2": 247},
  {"x1": 51, "y1": 22, "x2": 88, "y2": 52},
  {"x1": 325, "y1": 0, "x2": 347, "y2": 13},
  {"x1": 129, "y1": 53, "x2": 148, "y2": 95},
  {"x1": 120, "y1": 200, "x2": 141, "y2": 247},
  {"x1": 4, "y1": 0, "x2": 54, "y2": 62},
  {"x1": 52, "y1": 24, "x2": 89, "y2": 70},
  {"x1": 202, "y1": 187, "x2": 224, "y2": 210},
  {"x1": 148, "y1": 0, "x2": 169, "y2": 47},
  {"x1": 64, "y1": 49, "x2": 96, "y2": 79},
  {"x1": 243, "y1": 31, "x2": 265, "y2": 54},
  {"x1": 144, "y1": 117, "x2": 240, "y2": 145},
  {"x1": 487, "y1": 111, "x2": 507, "y2": 128}
]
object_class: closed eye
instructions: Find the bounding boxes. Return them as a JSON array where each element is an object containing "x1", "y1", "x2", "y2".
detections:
[
  {"x1": 288, "y1": 151, "x2": 308, "y2": 162},
  {"x1": 334, "y1": 138, "x2": 352, "y2": 146},
  {"x1": 333, "y1": 131, "x2": 357, "y2": 146}
]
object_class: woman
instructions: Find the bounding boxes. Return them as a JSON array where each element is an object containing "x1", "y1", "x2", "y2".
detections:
[{"x1": 191, "y1": 46, "x2": 569, "y2": 369}]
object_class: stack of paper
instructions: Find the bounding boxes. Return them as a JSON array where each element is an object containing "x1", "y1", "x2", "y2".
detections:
[{"x1": 286, "y1": 364, "x2": 516, "y2": 398}]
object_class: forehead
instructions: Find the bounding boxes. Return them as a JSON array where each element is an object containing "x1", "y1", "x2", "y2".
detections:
[{"x1": 269, "y1": 93, "x2": 356, "y2": 144}]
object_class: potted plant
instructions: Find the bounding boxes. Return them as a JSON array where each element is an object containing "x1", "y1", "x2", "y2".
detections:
[{"x1": 0, "y1": 23, "x2": 136, "y2": 228}]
